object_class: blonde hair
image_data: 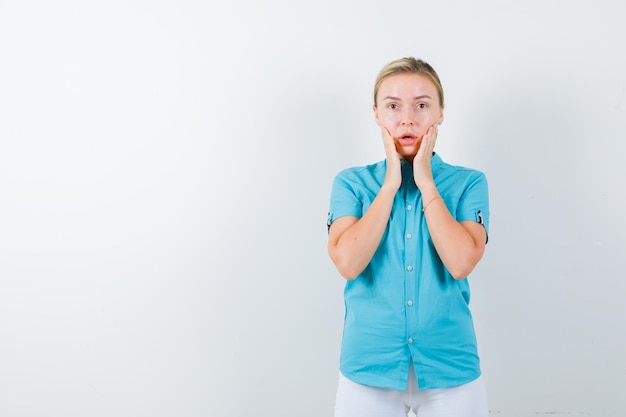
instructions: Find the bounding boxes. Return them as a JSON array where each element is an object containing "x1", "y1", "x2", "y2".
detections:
[{"x1": 373, "y1": 57, "x2": 444, "y2": 108}]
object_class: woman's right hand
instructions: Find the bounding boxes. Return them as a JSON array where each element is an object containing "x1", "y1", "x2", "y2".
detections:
[
  {"x1": 381, "y1": 126, "x2": 402, "y2": 191},
  {"x1": 328, "y1": 127, "x2": 402, "y2": 280}
]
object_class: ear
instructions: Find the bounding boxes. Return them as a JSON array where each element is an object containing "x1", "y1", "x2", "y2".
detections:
[
  {"x1": 373, "y1": 105, "x2": 380, "y2": 125},
  {"x1": 438, "y1": 107, "x2": 444, "y2": 125}
]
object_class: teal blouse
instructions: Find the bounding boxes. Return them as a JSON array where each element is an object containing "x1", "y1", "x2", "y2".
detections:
[{"x1": 328, "y1": 153, "x2": 490, "y2": 390}]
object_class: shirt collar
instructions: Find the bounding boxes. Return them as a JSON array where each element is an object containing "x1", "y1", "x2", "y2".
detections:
[
  {"x1": 398, "y1": 152, "x2": 444, "y2": 169},
  {"x1": 431, "y1": 152, "x2": 443, "y2": 170}
]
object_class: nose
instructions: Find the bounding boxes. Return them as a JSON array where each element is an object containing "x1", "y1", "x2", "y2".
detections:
[{"x1": 401, "y1": 107, "x2": 414, "y2": 126}]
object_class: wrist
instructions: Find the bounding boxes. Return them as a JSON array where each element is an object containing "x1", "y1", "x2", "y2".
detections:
[
  {"x1": 380, "y1": 182, "x2": 399, "y2": 196},
  {"x1": 415, "y1": 179, "x2": 436, "y2": 194},
  {"x1": 422, "y1": 195, "x2": 442, "y2": 213}
]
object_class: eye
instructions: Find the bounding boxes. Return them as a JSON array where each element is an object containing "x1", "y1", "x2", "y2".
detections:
[
  {"x1": 387, "y1": 103, "x2": 399, "y2": 110},
  {"x1": 417, "y1": 103, "x2": 428, "y2": 109}
]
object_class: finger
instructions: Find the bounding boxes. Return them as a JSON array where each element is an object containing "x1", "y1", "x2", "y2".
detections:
[
  {"x1": 420, "y1": 124, "x2": 438, "y2": 155},
  {"x1": 381, "y1": 127, "x2": 397, "y2": 155},
  {"x1": 382, "y1": 126, "x2": 393, "y2": 144},
  {"x1": 430, "y1": 124, "x2": 439, "y2": 143},
  {"x1": 425, "y1": 123, "x2": 438, "y2": 140}
]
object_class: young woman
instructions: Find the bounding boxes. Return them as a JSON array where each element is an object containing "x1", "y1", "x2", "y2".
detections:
[{"x1": 327, "y1": 57, "x2": 490, "y2": 417}]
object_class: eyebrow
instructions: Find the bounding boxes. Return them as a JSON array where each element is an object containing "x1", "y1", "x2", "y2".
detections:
[{"x1": 381, "y1": 95, "x2": 433, "y2": 101}]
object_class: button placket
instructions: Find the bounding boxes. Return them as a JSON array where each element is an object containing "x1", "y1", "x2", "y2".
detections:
[{"x1": 403, "y1": 183, "x2": 420, "y2": 353}]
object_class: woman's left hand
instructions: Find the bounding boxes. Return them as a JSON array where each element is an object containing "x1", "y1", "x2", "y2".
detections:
[{"x1": 413, "y1": 123, "x2": 438, "y2": 189}]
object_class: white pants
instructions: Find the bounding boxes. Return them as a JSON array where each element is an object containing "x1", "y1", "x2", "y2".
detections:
[{"x1": 334, "y1": 366, "x2": 488, "y2": 417}]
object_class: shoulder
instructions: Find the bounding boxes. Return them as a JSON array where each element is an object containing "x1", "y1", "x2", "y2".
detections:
[
  {"x1": 434, "y1": 154, "x2": 487, "y2": 183},
  {"x1": 336, "y1": 160, "x2": 386, "y2": 176},
  {"x1": 334, "y1": 160, "x2": 386, "y2": 183}
]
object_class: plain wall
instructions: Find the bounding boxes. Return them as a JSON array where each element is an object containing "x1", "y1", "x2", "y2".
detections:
[{"x1": 1, "y1": 1, "x2": 625, "y2": 416}]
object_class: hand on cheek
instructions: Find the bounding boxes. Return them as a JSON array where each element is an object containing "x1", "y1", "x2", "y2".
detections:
[
  {"x1": 419, "y1": 124, "x2": 438, "y2": 156},
  {"x1": 413, "y1": 124, "x2": 439, "y2": 189},
  {"x1": 380, "y1": 126, "x2": 402, "y2": 191}
]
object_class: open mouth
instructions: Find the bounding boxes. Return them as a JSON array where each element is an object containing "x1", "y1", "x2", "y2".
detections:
[{"x1": 398, "y1": 135, "x2": 418, "y2": 145}]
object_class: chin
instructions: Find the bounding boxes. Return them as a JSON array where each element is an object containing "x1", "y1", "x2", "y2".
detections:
[{"x1": 397, "y1": 146, "x2": 419, "y2": 160}]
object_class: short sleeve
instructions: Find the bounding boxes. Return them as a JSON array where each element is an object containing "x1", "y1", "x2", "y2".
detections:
[
  {"x1": 456, "y1": 172, "x2": 490, "y2": 237},
  {"x1": 327, "y1": 173, "x2": 363, "y2": 230}
]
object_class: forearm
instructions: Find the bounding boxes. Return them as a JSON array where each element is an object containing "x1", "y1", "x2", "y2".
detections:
[
  {"x1": 329, "y1": 185, "x2": 397, "y2": 280},
  {"x1": 420, "y1": 184, "x2": 485, "y2": 279}
]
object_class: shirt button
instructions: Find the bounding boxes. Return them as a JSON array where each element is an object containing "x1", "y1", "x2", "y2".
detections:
[
  {"x1": 406, "y1": 233, "x2": 412, "y2": 239},
  {"x1": 407, "y1": 205, "x2": 413, "y2": 211},
  {"x1": 406, "y1": 265, "x2": 413, "y2": 272},
  {"x1": 408, "y1": 338, "x2": 413, "y2": 344},
  {"x1": 407, "y1": 300, "x2": 413, "y2": 307}
]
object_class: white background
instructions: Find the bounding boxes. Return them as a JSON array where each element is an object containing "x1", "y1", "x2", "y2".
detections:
[{"x1": 1, "y1": 1, "x2": 625, "y2": 416}]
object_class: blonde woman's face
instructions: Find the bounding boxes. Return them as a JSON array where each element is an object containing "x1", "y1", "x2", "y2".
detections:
[{"x1": 374, "y1": 73, "x2": 444, "y2": 160}]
